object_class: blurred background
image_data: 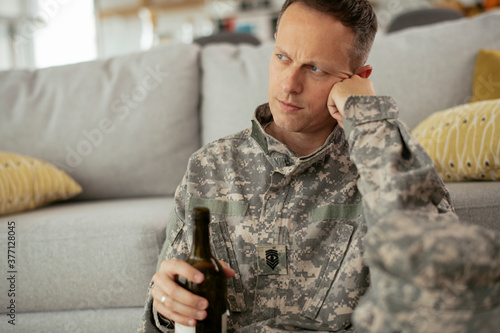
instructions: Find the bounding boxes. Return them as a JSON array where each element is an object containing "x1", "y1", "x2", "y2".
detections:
[{"x1": 0, "y1": 0, "x2": 498, "y2": 71}]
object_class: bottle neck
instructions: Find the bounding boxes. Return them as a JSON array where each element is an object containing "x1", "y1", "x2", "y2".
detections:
[{"x1": 191, "y1": 219, "x2": 213, "y2": 260}]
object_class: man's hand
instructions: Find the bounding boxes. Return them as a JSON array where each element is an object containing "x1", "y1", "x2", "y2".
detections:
[
  {"x1": 151, "y1": 258, "x2": 235, "y2": 327},
  {"x1": 328, "y1": 75, "x2": 376, "y2": 129}
]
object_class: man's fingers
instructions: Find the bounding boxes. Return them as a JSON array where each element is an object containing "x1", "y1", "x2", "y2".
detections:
[
  {"x1": 153, "y1": 299, "x2": 198, "y2": 327},
  {"x1": 155, "y1": 274, "x2": 208, "y2": 308},
  {"x1": 331, "y1": 110, "x2": 344, "y2": 129},
  {"x1": 152, "y1": 292, "x2": 207, "y2": 327},
  {"x1": 223, "y1": 267, "x2": 236, "y2": 278},
  {"x1": 219, "y1": 260, "x2": 236, "y2": 278},
  {"x1": 151, "y1": 259, "x2": 211, "y2": 325},
  {"x1": 160, "y1": 258, "x2": 204, "y2": 284},
  {"x1": 154, "y1": 259, "x2": 208, "y2": 310},
  {"x1": 329, "y1": 75, "x2": 376, "y2": 116},
  {"x1": 152, "y1": 258, "x2": 233, "y2": 326}
]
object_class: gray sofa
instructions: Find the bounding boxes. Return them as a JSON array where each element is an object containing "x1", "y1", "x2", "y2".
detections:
[{"x1": 1, "y1": 10, "x2": 499, "y2": 333}]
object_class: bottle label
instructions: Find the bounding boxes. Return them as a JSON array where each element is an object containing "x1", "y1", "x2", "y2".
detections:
[
  {"x1": 174, "y1": 323, "x2": 195, "y2": 333},
  {"x1": 174, "y1": 311, "x2": 228, "y2": 333},
  {"x1": 222, "y1": 310, "x2": 228, "y2": 333}
]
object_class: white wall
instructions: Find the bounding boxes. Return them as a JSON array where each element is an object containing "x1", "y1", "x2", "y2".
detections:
[
  {"x1": 0, "y1": 24, "x2": 12, "y2": 70},
  {"x1": 99, "y1": 15, "x2": 144, "y2": 58},
  {"x1": 0, "y1": 0, "x2": 20, "y2": 69},
  {"x1": 33, "y1": 0, "x2": 97, "y2": 68},
  {"x1": 0, "y1": 0, "x2": 22, "y2": 17},
  {"x1": 0, "y1": 0, "x2": 40, "y2": 69}
]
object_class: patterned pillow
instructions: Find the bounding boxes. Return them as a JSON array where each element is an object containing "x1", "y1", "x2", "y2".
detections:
[
  {"x1": 412, "y1": 99, "x2": 499, "y2": 182},
  {"x1": 0, "y1": 151, "x2": 82, "y2": 216}
]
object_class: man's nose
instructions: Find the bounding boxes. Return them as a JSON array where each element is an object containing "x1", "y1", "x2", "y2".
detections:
[{"x1": 281, "y1": 67, "x2": 303, "y2": 95}]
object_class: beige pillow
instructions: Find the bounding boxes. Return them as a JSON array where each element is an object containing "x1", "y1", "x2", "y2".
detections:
[{"x1": 0, "y1": 151, "x2": 82, "y2": 216}]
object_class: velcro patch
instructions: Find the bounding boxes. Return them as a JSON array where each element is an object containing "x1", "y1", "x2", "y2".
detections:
[{"x1": 257, "y1": 245, "x2": 287, "y2": 275}]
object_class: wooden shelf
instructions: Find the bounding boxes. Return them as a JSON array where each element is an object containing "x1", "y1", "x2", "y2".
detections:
[{"x1": 98, "y1": 0, "x2": 205, "y2": 19}]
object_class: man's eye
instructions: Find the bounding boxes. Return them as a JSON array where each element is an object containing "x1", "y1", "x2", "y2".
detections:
[
  {"x1": 277, "y1": 54, "x2": 288, "y2": 61},
  {"x1": 310, "y1": 66, "x2": 323, "y2": 73}
]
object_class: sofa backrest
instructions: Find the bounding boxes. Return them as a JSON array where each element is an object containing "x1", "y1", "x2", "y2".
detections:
[
  {"x1": 368, "y1": 10, "x2": 500, "y2": 129},
  {"x1": 200, "y1": 43, "x2": 274, "y2": 145},
  {"x1": 0, "y1": 43, "x2": 200, "y2": 200},
  {"x1": 200, "y1": 10, "x2": 500, "y2": 143}
]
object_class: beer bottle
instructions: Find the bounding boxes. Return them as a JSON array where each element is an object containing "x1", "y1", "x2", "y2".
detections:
[{"x1": 175, "y1": 207, "x2": 228, "y2": 333}]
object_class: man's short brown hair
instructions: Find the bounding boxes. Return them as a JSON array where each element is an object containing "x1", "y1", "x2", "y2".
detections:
[{"x1": 276, "y1": 0, "x2": 378, "y2": 73}]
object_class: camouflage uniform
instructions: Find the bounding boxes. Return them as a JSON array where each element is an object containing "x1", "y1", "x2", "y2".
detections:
[
  {"x1": 343, "y1": 98, "x2": 500, "y2": 332},
  {"x1": 139, "y1": 96, "x2": 456, "y2": 333}
]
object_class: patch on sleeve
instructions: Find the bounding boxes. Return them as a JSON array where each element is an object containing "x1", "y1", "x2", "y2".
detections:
[{"x1": 257, "y1": 245, "x2": 288, "y2": 275}]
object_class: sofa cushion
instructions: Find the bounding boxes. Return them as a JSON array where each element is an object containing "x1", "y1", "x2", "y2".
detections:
[
  {"x1": 446, "y1": 181, "x2": 500, "y2": 231},
  {"x1": 367, "y1": 10, "x2": 500, "y2": 129},
  {"x1": 412, "y1": 99, "x2": 500, "y2": 182},
  {"x1": 0, "y1": 151, "x2": 82, "y2": 216},
  {"x1": 0, "y1": 43, "x2": 200, "y2": 200},
  {"x1": 470, "y1": 48, "x2": 500, "y2": 103},
  {"x1": 0, "y1": 197, "x2": 172, "y2": 313},
  {"x1": 201, "y1": 42, "x2": 274, "y2": 144},
  {"x1": 2, "y1": 307, "x2": 143, "y2": 333}
]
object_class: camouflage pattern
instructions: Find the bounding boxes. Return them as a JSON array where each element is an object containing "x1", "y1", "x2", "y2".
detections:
[
  {"x1": 341, "y1": 99, "x2": 500, "y2": 333},
  {"x1": 139, "y1": 96, "x2": 457, "y2": 333},
  {"x1": 342, "y1": 96, "x2": 454, "y2": 229},
  {"x1": 352, "y1": 211, "x2": 500, "y2": 333}
]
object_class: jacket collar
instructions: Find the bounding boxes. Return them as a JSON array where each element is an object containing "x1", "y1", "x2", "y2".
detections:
[{"x1": 250, "y1": 103, "x2": 347, "y2": 173}]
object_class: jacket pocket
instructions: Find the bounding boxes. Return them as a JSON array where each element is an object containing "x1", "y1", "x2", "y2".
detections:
[
  {"x1": 300, "y1": 203, "x2": 362, "y2": 329},
  {"x1": 188, "y1": 196, "x2": 248, "y2": 313},
  {"x1": 300, "y1": 222, "x2": 354, "y2": 319},
  {"x1": 156, "y1": 209, "x2": 186, "y2": 272},
  {"x1": 167, "y1": 209, "x2": 185, "y2": 246}
]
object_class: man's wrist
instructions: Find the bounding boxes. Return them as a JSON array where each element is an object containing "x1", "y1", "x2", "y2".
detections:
[{"x1": 342, "y1": 95, "x2": 398, "y2": 139}]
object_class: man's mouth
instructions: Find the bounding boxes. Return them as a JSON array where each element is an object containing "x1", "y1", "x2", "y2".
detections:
[{"x1": 278, "y1": 100, "x2": 302, "y2": 113}]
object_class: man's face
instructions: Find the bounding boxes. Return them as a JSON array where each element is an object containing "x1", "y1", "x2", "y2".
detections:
[{"x1": 268, "y1": 2, "x2": 355, "y2": 139}]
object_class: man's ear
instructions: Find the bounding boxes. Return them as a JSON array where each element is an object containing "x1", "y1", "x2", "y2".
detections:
[{"x1": 355, "y1": 64, "x2": 373, "y2": 78}]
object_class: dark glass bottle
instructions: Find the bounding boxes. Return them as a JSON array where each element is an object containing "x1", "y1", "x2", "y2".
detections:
[{"x1": 175, "y1": 207, "x2": 228, "y2": 333}]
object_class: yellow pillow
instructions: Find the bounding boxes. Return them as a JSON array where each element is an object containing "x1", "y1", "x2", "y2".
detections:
[
  {"x1": 0, "y1": 152, "x2": 82, "y2": 216},
  {"x1": 412, "y1": 99, "x2": 499, "y2": 182},
  {"x1": 470, "y1": 49, "x2": 500, "y2": 103}
]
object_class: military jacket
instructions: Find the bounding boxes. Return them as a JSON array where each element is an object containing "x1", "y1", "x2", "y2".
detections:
[{"x1": 139, "y1": 96, "x2": 454, "y2": 333}]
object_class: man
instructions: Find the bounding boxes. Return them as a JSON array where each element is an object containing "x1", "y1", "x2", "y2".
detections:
[{"x1": 139, "y1": 0, "x2": 453, "y2": 332}]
